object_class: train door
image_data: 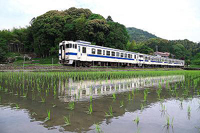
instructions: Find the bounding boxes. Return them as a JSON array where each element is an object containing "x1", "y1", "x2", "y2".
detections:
[
  {"x1": 61, "y1": 44, "x2": 65, "y2": 60},
  {"x1": 77, "y1": 45, "x2": 81, "y2": 59},
  {"x1": 80, "y1": 46, "x2": 87, "y2": 61}
]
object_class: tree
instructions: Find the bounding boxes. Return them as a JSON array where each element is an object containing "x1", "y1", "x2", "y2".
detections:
[
  {"x1": 0, "y1": 38, "x2": 7, "y2": 62},
  {"x1": 191, "y1": 53, "x2": 200, "y2": 65},
  {"x1": 105, "y1": 22, "x2": 129, "y2": 49},
  {"x1": 106, "y1": 15, "x2": 113, "y2": 22},
  {"x1": 126, "y1": 40, "x2": 137, "y2": 52},
  {"x1": 86, "y1": 19, "x2": 109, "y2": 45}
]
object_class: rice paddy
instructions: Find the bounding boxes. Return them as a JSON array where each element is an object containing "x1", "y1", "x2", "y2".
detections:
[{"x1": 0, "y1": 70, "x2": 200, "y2": 133}]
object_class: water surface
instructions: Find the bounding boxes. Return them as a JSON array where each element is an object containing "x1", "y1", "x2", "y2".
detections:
[{"x1": 0, "y1": 72, "x2": 200, "y2": 133}]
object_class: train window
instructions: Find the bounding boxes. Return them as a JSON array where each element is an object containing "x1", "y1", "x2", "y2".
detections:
[
  {"x1": 106, "y1": 51, "x2": 110, "y2": 56},
  {"x1": 62, "y1": 45, "x2": 65, "y2": 50},
  {"x1": 130, "y1": 54, "x2": 132, "y2": 58},
  {"x1": 73, "y1": 44, "x2": 75, "y2": 48},
  {"x1": 75, "y1": 44, "x2": 77, "y2": 49},
  {"x1": 139, "y1": 55, "x2": 143, "y2": 58},
  {"x1": 69, "y1": 43, "x2": 72, "y2": 48},
  {"x1": 112, "y1": 51, "x2": 115, "y2": 56},
  {"x1": 78, "y1": 46, "x2": 80, "y2": 52},
  {"x1": 92, "y1": 48, "x2": 95, "y2": 54},
  {"x1": 103, "y1": 50, "x2": 105, "y2": 55},
  {"x1": 82, "y1": 47, "x2": 86, "y2": 53},
  {"x1": 125, "y1": 54, "x2": 127, "y2": 58},
  {"x1": 97, "y1": 49, "x2": 102, "y2": 55},
  {"x1": 145, "y1": 57, "x2": 148, "y2": 60},
  {"x1": 128, "y1": 54, "x2": 130, "y2": 58},
  {"x1": 121, "y1": 53, "x2": 124, "y2": 57},
  {"x1": 134, "y1": 55, "x2": 136, "y2": 59},
  {"x1": 116, "y1": 52, "x2": 119, "y2": 57}
]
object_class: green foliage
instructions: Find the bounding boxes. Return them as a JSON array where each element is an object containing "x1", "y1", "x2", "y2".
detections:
[
  {"x1": 63, "y1": 115, "x2": 71, "y2": 126},
  {"x1": 88, "y1": 14, "x2": 105, "y2": 20},
  {"x1": 127, "y1": 27, "x2": 158, "y2": 42},
  {"x1": 0, "y1": 31, "x2": 10, "y2": 62},
  {"x1": 106, "y1": 22, "x2": 129, "y2": 49},
  {"x1": 29, "y1": 7, "x2": 129, "y2": 57},
  {"x1": 191, "y1": 53, "x2": 200, "y2": 65}
]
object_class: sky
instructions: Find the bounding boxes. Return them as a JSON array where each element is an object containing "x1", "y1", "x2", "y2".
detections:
[{"x1": 0, "y1": 0, "x2": 200, "y2": 42}]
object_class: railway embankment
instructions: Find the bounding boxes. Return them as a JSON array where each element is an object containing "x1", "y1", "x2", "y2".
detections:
[{"x1": 0, "y1": 64, "x2": 184, "y2": 72}]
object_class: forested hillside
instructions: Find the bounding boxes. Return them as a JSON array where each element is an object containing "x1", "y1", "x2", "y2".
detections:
[
  {"x1": 127, "y1": 27, "x2": 158, "y2": 42},
  {"x1": 0, "y1": 7, "x2": 199, "y2": 66},
  {"x1": 0, "y1": 7, "x2": 129, "y2": 60}
]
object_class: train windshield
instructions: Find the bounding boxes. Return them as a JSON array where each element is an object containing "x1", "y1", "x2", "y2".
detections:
[{"x1": 66, "y1": 43, "x2": 72, "y2": 48}]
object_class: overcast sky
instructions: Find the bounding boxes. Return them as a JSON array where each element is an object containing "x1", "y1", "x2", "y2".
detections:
[{"x1": 0, "y1": 0, "x2": 200, "y2": 42}]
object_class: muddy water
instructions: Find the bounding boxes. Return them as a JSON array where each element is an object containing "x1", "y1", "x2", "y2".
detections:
[{"x1": 0, "y1": 74, "x2": 200, "y2": 133}]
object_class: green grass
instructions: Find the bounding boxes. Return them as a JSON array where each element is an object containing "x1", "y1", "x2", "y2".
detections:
[
  {"x1": 31, "y1": 56, "x2": 59, "y2": 64},
  {"x1": 10, "y1": 55, "x2": 60, "y2": 66},
  {"x1": 188, "y1": 64, "x2": 200, "y2": 68}
]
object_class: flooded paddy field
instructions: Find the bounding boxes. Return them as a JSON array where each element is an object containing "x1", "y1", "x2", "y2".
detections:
[{"x1": 0, "y1": 70, "x2": 200, "y2": 133}]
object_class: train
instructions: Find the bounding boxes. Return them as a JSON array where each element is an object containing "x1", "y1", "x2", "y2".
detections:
[{"x1": 59, "y1": 40, "x2": 185, "y2": 67}]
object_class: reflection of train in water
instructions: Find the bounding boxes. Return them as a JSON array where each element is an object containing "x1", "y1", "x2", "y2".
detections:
[
  {"x1": 59, "y1": 40, "x2": 185, "y2": 67},
  {"x1": 58, "y1": 75, "x2": 185, "y2": 102}
]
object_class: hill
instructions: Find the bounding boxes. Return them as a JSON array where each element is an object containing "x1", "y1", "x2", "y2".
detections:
[{"x1": 127, "y1": 27, "x2": 158, "y2": 42}]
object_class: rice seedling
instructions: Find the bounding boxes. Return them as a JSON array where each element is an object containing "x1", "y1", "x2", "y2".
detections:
[
  {"x1": 164, "y1": 116, "x2": 174, "y2": 129},
  {"x1": 188, "y1": 105, "x2": 191, "y2": 117},
  {"x1": 105, "y1": 106, "x2": 113, "y2": 117},
  {"x1": 143, "y1": 90, "x2": 148, "y2": 102},
  {"x1": 132, "y1": 89, "x2": 135, "y2": 96},
  {"x1": 63, "y1": 115, "x2": 71, "y2": 126},
  {"x1": 160, "y1": 103, "x2": 166, "y2": 114},
  {"x1": 95, "y1": 123, "x2": 102, "y2": 133},
  {"x1": 133, "y1": 116, "x2": 139, "y2": 126},
  {"x1": 68, "y1": 102, "x2": 75, "y2": 110},
  {"x1": 112, "y1": 93, "x2": 116, "y2": 101},
  {"x1": 120, "y1": 101, "x2": 124, "y2": 108},
  {"x1": 87, "y1": 104, "x2": 93, "y2": 115},
  {"x1": 156, "y1": 88, "x2": 162, "y2": 99},
  {"x1": 15, "y1": 104, "x2": 20, "y2": 109},
  {"x1": 45, "y1": 110, "x2": 51, "y2": 121},
  {"x1": 52, "y1": 104, "x2": 57, "y2": 108},
  {"x1": 40, "y1": 96, "x2": 46, "y2": 103},
  {"x1": 90, "y1": 95, "x2": 93, "y2": 103}
]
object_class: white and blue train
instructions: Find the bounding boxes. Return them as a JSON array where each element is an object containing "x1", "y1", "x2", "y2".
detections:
[{"x1": 59, "y1": 40, "x2": 185, "y2": 67}]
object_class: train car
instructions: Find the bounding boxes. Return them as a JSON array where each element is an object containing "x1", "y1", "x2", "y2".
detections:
[{"x1": 59, "y1": 40, "x2": 185, "y2": 67}]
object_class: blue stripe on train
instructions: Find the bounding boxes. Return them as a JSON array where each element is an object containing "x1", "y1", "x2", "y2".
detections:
[{"x1": 66, "y1": 52, "x2": 77, "y2": 55}]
